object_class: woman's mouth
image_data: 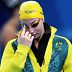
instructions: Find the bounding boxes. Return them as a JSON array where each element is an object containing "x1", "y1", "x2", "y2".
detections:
[
  {"x1": 31, "y1": 33, "x2": 39, "y2": 37},
  {"x1": 32, "y1": 34, "x2": 36, "y2": 36}
]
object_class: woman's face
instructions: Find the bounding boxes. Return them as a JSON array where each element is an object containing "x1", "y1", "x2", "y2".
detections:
[{"x1": 21, "y1": 18, "x2": 44, "y2": 39}]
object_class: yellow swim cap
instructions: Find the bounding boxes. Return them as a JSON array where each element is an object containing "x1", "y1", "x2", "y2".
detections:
[{"x1": 19, "y1": 1, "x2": 44, "y2": 20}]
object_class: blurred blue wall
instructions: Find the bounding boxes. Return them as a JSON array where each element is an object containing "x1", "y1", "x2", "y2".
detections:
[
  {"x1": 36, "y1": 0, "x2": 72, "y2": 41},
  {"x1": 0, "y1": 0, "x2": 72, "y2": 63},
  {"x1": 0, "y1": 0, "x2": 72, "y2": 41},
  {"x1": 0, "y1": 0, "x2": 72, "y2": 61}
]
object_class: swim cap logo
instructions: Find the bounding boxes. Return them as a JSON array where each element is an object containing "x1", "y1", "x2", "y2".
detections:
[{"x1": 25, "y1": 10, "x2": 36, "y2": 14}]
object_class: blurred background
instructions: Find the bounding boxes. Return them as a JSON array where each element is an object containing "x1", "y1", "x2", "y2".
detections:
[{"x1": 0, "y1": 0, "x2": 72, "y2": 63}]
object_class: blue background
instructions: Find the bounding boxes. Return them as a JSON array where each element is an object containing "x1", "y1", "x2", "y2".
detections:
[
  {"x1": 0, "y1": 0, "x2": 72, "y2": 41},
  {"x1": 0, "y1": 0, "x2": 72, "y2": 62}
]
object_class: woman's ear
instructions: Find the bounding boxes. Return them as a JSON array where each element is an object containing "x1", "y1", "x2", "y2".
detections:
[{"x1": 41, "y1": 19, "x2": 45, "y2": 22}]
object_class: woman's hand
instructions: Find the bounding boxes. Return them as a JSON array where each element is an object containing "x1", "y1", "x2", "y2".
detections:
[{"x1": 17, "y1": 25, "x2": 34, "y2": 48}]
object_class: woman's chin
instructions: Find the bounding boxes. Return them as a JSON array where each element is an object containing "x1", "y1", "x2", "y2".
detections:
[{"x1": 34, "y1": 35, "x2": 40, "y2": 39}]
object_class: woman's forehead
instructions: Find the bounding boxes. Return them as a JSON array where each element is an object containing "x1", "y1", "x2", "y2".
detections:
[{"x1": 21, "y1": 18, "x2": 39, "y2": 23}]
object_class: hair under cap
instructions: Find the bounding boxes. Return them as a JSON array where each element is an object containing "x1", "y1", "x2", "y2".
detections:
[{"x1": 19, "y1": 1, "x2": 44, "y2": 20}]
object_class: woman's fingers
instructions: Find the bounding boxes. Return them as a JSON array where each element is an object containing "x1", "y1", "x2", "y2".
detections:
[
  {"x1": 31, "y1": 36, "x2": 34, "y2": 41},
  {"x1": 21, "y1": 25, "x2": 25, "y2": 37},
  {"x1": 27, "y1": 34, "x2": 31, "y2": 39},
  {"x1": 18, "y1": 32, "x2": 21, "y2": 37},
  {"x1": 25, "y1": 31, "x2": 29, "y2": 37},
  {"x1": 18, "y1": 26, "x2": 34, "y2": 48}
]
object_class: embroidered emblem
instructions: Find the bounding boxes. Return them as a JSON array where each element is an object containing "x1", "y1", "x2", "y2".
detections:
[
  {"x1": 25, "y1": 10, "x2": 36, "y2": 14},
  {"x1": 56, "y1": 42, "x2": 63, "y2": 50}
]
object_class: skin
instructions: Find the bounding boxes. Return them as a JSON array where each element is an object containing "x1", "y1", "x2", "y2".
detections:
[
  {"x1": 1, "y1": 8, "x2": 20, "y2": 50},
  {"x1": 18, "y1": 18, "x2": 45, "y2": 49}
]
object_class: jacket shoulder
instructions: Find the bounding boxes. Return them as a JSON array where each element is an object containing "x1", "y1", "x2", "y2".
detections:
[
  {"x1": 54, "y1": 35, "x2": 71, "y2": 45},
  {"x1": 5, "y1": 39, "x2": 17, "y2": 51},
  {"x1": 48, "y1": 35, "x2": 71, "y2": 72},
  {"x1": 52, "y1": 35, "x2": 69, "y2": 53},
  {"x1": 7, "y1": 38, "x2": 17, "y2": 44}
]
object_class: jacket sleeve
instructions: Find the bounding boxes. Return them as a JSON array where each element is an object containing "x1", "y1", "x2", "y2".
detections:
[
  {"x1": 63, "y1": 40, "x2": 72, "y2": 72},
  {"x1": 0, "y1": 39, "x2": 30, "y2": 72}
]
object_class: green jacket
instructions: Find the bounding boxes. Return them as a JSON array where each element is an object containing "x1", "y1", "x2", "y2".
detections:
[{"x1": 0, "y1": 27, "x2": 72, "y2": 72}]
